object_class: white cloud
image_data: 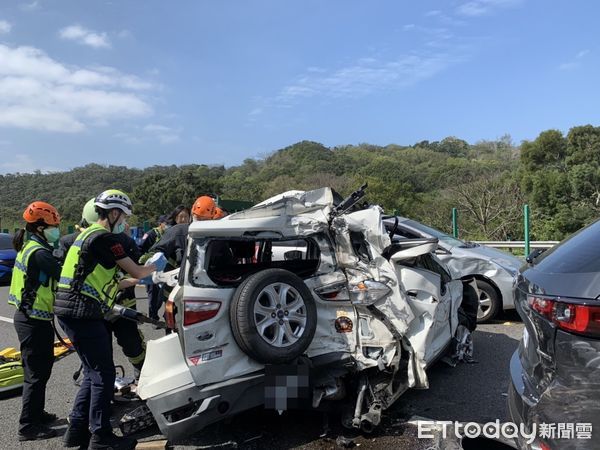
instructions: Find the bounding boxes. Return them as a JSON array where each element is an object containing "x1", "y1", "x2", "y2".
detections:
[
  {"x1": 0, "y1": 152, "x2": 35, "y2": 173},
  {"x1": 143, "y1": 124, "x2": 181, "y2": 144},
  {"x1": 59, "y1": 25, "x2": 111, "y2": 49},
  {"x1": 116, "y1": 30, "x2": 133, "y2": 39},
  {"x1": 20, "y1": 1, "x2": 40, "y2": 12},
  {"x1": 116, "y1": 124, "x2": 182, "y2": 145},
  {"x1": 0, "y1": 20, "x2": 12, "y2": 34},
  {"x1": 558, "y1": 62, "x2": 578, "y2": 71},
  {"x1": 0, "y1": 43, "x2": 152, "y2": 132},
  {"x1": 457, "y1": 0, "x2": 521, "y2": 17},
  {"x1": 0, "y1": 151, "x2": 59, "y2": 174},
  {"x1": 273, "y1": 52, "x2": 465, "y2": 106},
  {"x1": 559, "y1": 49, "x2": 591, "y2": 71}
]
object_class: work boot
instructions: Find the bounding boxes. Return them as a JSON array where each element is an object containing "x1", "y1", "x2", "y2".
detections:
[
  {"x1": 88, "y1": 429, "x2": 137, "y2": 450},
  {"x1": 17, "y1": 424, "x2": 57, "y2": 441},
  {"x1": 63, "y1": 423, "x2": 91, "y2": 448},
  {"x1": 39, "y1": 410, "x2": 58, "y2": 424}
]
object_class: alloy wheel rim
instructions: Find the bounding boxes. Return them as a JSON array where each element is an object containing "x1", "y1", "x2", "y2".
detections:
[{"x1": 253, "y1": 282, "x2": 307, "y2": 347}]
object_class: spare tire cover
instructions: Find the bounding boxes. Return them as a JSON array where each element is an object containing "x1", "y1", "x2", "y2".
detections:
[{"x1": 229, "y1": 268, "x2": 317, "y2": 364}]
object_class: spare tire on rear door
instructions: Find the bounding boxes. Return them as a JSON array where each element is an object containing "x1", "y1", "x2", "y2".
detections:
[{"x1": 230, "y1": 268, "x2": 317, "y2": 364}]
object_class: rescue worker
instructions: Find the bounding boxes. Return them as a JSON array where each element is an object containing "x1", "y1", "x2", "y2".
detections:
[
  {"x1": 139, "y1": 215, "x2": 168, "y2": 254},
  {"x1": 54, "y1": 190, "x2": 164, "y2": 450},
  {"x1": 213, "y1": 207, "x2": 227, "y2": 219},
  {"x1": 165, "y1": 204, "x2": 191, "y2": 226},
  {"x1": 106, "y1": 226, "x2": 147, "y2": 381},
  {"x1": 8, "y1": 201, "x2": 62, "y2": 441},
  {"x1": 143, "y1": 197, "x2": 218, "y2": 334},
  {"x1": 139, "y1": 215, "x2": 168, "y2": 320},
  {"x1": 57, "y1": 197, "x2": 98, "y2": 260},
  {"x1": 59, "y1": 198, "x2": 148, "y2": 382},
  {"x1": 149, "y1": 196, "x2": 216, "y2": 268}
]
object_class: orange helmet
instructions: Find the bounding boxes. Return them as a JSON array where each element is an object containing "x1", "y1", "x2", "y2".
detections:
[
  {"x1": 212, "y1": 207, "x2": 226, "y2": 219},
  {"x1": 23, "y1": 201, "x2": 60, "y2": 226},
  {"x1": 192, "y1": 196, "x2": 216, "y2": 220}
]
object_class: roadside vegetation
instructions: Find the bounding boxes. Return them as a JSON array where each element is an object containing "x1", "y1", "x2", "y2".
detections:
[{"x1": 1, "y1": 124, "x2": 599, "y2": 242}]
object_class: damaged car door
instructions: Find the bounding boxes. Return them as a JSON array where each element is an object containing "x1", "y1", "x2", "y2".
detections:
[{"x1": 388, "y1": 240, "x2": 463, "y2": 367}]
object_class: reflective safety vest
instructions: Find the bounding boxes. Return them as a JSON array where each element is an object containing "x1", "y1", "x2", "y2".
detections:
[
  {"x1": 8, "y1": 239, "x2": 55, "y2": 320},
  {"x1": 153, "y1": 226, "x2": 163, "y2": 241},
  {"x1": 57, "y1": 223, "x2": 120, "y2": 313}
]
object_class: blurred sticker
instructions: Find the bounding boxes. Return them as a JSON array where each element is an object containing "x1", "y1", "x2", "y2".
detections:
[{"x1": 188, "y1": 348, "x2": 223, "y2": 366}]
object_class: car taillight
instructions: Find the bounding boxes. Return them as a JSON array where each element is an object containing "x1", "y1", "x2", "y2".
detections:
[
  {"x1": 165, "y1": 299, "x2": 177, "y2": 330},
  {"x1": 528, "y1": 294, "x2": 600, "y2": 338},
  {"x1": 183, "y1": 299, "x2": 221, "y2": 326}
]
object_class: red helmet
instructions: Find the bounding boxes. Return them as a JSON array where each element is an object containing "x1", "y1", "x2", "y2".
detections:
[
  {"x1": 192, "y1": 196, "x2": 216, "y2": 220},
  {"x1": 212, "y1": 207, "x2": 226, "y2": 219},
  {"x1": 23, "y1": 201, "x2": 60, "y2": 226}
]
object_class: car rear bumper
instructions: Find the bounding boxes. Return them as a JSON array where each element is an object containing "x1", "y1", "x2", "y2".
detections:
[
  {"x1": 145, "y1": 372, "x2": 264, "y2": 442},
  {"x1": 508, "y1": 350, "x2": 532, "y2": 436}
]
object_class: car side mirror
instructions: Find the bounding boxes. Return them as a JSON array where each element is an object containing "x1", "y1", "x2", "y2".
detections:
[{"x1": 526, "y1": 248, "x2": 545, "y2": 264}]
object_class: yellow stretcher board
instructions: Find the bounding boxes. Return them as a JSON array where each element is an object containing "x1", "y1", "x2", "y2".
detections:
[{"x1": 0, "y1": 338, "x2": 73, "y2": 393}]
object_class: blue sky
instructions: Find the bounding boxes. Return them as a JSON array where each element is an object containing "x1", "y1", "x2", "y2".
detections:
[{"x1": 0, "y1": 0, "x2": 597, "y2": 173}]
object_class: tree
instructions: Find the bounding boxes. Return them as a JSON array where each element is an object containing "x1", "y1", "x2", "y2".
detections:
[
  {"x1": 520, "y1": 130, "x2": 567, "y2": 171},
  {"x1": 448, "y1": 170, "x2": 524, "y2": 240}
]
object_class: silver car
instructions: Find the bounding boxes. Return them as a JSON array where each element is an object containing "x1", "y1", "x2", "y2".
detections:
[{"x1": 384, "y1": 217, "x2": 522, "y2": 322}]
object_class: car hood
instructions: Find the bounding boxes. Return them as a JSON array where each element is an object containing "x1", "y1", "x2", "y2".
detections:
[{"x1": 448, "y1": 244, "x2": 523, "y2": 271}]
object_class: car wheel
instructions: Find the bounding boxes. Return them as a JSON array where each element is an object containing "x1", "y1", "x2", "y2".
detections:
[
  {"x1": 476, "y1": 279, "x2": 501, "y2": 323},
  {"x1": 230, "y1": 268, "x2": 317, "y2": 364}
]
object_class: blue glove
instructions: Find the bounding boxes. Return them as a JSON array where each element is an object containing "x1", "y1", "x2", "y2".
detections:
[
  {"x1": 139, "y1": 275, "x2": 153, "y2": 285},
  {"x1": 147, "y1": 252, "x2": 167, "y2": 272}
]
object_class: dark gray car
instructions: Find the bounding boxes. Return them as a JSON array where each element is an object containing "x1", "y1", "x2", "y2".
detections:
[{"x1": 508, "y1": 219, "x2": 600, "y2": 450}]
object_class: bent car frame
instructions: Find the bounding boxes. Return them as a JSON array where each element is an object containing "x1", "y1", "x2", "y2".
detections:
[{"x1": 137, "y1": 186, "x2": 479, "y2": 442}]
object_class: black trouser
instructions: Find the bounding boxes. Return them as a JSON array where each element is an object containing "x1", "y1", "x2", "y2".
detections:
[
  {"x1": 13, "y1": 310, "x2": 54, "y2": 433},
  {"x1": 58, "y1": 317, "x2": 115, "y2": 434},
  {"x1": 147, "y1": 283, "x2": 164, "y2": 320},
  {"x1": 106, "y1": 317, "x2": 146, "y2": 374}
]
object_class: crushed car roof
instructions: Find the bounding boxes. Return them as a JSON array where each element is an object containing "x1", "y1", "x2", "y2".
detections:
[{"x1": 188, "y1": 187, "x2": 334, "y2": 238}]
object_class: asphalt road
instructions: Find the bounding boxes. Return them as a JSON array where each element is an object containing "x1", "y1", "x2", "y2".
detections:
[{"x1": 0, "y1": 285, "x2": 523, "y2": 449}]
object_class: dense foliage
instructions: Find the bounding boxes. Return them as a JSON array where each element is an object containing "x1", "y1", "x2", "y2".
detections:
[{"x1": 1, "y1": 125, "x2": 599, "y2": 241}]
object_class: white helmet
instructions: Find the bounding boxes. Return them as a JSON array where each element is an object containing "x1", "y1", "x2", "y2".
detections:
[{"x1": 94, "y1": 189, "x2": 133, "y2": 216}]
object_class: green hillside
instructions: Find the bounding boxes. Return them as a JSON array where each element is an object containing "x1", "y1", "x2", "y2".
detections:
[{"x1": 2, "y1": 125, "x2": 599, "y2": 241}]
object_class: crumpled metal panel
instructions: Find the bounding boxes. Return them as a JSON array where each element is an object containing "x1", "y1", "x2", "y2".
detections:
[
  {"x1": 331, "y1": 206, "x2": 425, "y2": 381},
  {"x1": 442, "y1": 254, "x2": 503, "y2": 281}
]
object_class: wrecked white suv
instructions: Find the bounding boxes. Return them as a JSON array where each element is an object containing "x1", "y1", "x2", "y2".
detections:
[{"x1": 137, "y1": 186, "x2": 478, "y2": 442}]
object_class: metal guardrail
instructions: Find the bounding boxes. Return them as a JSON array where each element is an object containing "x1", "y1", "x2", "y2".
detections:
[{"x1": 474, "y1": 240, "x2": 559, "y2": 249}]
